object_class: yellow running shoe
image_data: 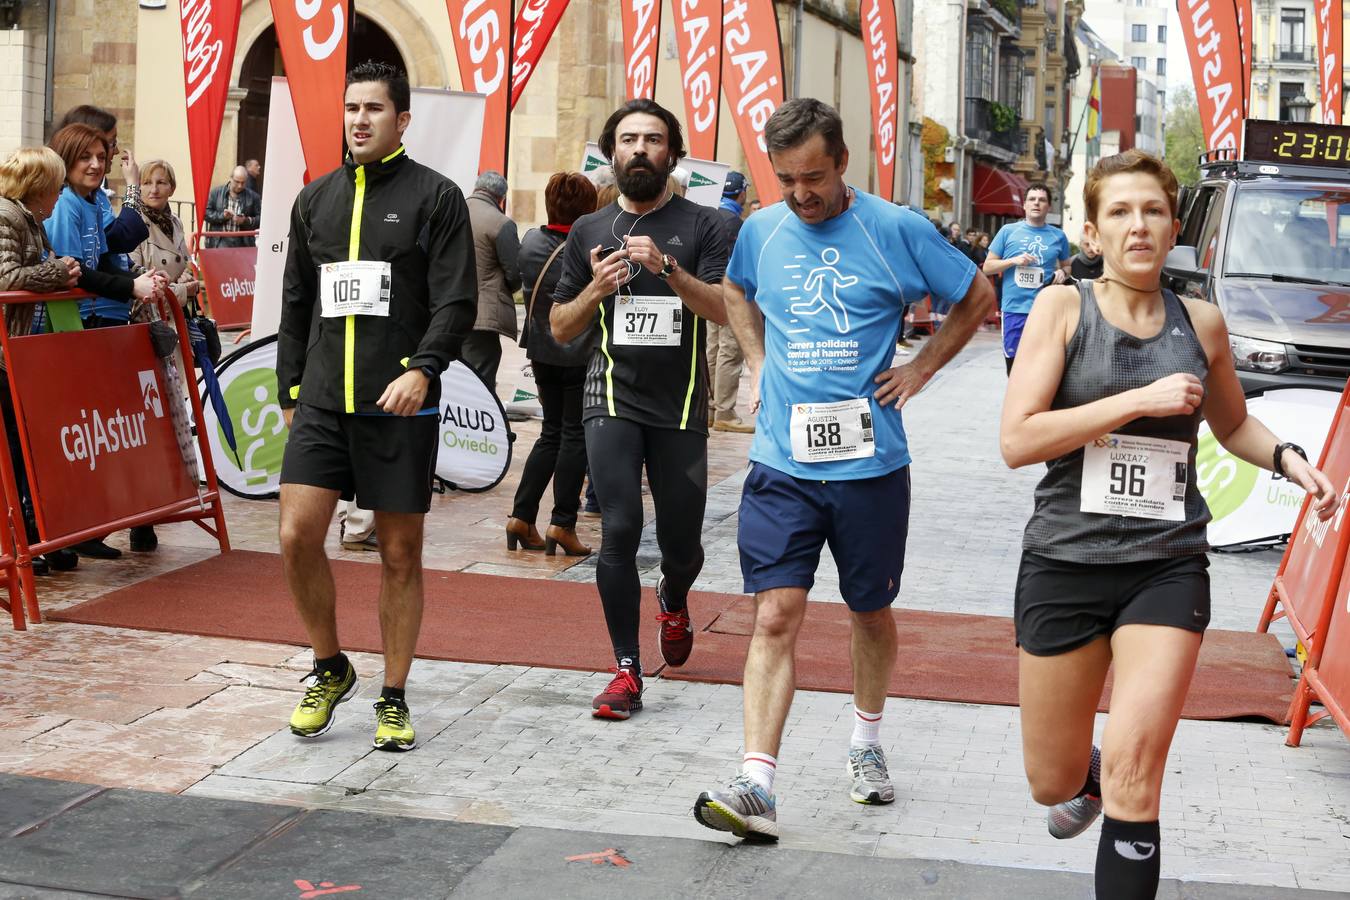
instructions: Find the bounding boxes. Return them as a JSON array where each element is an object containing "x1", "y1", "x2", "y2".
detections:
[
  {"x1": 373, "y1": 697, "x2": 416, "y2": 752},
  {"x1": 289, "y1": 662, "x2": 357, "y2": 737}
]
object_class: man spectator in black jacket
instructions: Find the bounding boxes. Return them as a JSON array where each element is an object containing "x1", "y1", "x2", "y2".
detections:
[{"x1": 204, "y1": 166, "x2": 260, "y2": 248}]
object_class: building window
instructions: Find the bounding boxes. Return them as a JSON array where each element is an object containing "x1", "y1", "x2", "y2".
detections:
[
  {"x1": 1023, "y1": 70, "x2": 1037, "y2": 120},
  {"x1": 999, "y1": 47, "x2": 1025, "y2": 110},
  {"x1": 1279, "y1": 81, "x2": 1306, "y2": 119},
  {"x1": 1131, "y1": 56, "x2": 1146, "y2": 72},
  {"x1": 1158, "y1": 24, "x2": 1167, "y2": 42},
  {"x1": 1157, "y1": 58, "x2": 1166, "y2": 76},
  {"x1": 1280, "y1": 8, "x2": 1306, "y2": 56},
  {"x1": 1131, "y1": 24, "x2": 1146, "y2": 42},
  {"x1": 1158, "y1": 89, "x2": 1166, "y2": 110},
  {"x1": 965, "y1": 23, "x2": 995, "y2": 100}
]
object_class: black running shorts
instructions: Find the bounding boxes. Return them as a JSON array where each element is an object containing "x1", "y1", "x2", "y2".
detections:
[
  {"x1": 280, "y1": 403, "x2": 439, "y2": 514},
  {"x1": 1014, "y1": 551, "x2": 1211, "y2": 656}
]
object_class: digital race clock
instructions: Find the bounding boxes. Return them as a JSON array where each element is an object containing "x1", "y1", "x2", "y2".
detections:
[{"x1": 1245, "y1": 119, "x2": 1350, "y2": 168}]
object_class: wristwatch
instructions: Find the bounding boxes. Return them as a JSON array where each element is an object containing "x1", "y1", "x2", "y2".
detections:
[
  {"x1": 1273, "y1": 442, "x2": 1307, "y2": 480},
  {"x1": 656, "y1": 253, "x2": 678, "y2": 280},
  {"x1": 418, "y1": 365, "x2": 437, "y2": 381}
]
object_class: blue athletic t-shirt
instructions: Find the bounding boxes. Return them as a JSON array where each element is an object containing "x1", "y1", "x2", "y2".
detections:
[
  {"x1": 988, "y1": 221, "x2": 1070, "y2": 314},
  {"x1": 727, "y1": 190, "x2": 976, "y2": 481}
]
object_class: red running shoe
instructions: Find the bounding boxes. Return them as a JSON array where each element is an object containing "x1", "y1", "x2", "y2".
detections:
[
  {"x1": 656, "y1": 577, "x2": 694, "y2": 667},
  {"x1": 592, "y1": 667, "x2": 643, "y2": 720}
]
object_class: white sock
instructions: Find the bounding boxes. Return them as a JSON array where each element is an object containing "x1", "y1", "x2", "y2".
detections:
[
  {"x1": 741, "y1": 752, "x2": 777, "y2": 794},
  {"x1": 851, "y1": 705, "x2": 883, "y2": 747}
]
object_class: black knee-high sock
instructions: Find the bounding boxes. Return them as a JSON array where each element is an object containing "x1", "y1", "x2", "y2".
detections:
[{"x1": 1095, "y1": 816, "x2": 1161, "y2": 900}]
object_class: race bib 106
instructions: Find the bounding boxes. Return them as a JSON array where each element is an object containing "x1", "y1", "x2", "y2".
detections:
[
  {"x1": 319, "y1": 260, "x2": 391, "y2": 318},
  {"x1": 614, "y1": 295, "x2": 683, "y2": 346},
  {"x1": 1080, "y1": 433, "x2": 1189, "y2": 521},
  {"x1": 790, "y1": 398, "x2": 876, "y2": 463}
]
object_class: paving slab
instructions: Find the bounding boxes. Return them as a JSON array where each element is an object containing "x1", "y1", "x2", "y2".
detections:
[
  {"x1": 0, "y1": 772, "x2": 101, "y2": 837},
  {"x1": 0, "y1": 787, "x2": 296, "y2": 897},
  {"x1": 184, "y1": 809, "x2": 512, "y2": 899}
]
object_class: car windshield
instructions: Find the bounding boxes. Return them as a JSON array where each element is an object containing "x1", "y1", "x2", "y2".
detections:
[{"x1": 1224, "y1": 186, "x2": 1350, "y2": 284}]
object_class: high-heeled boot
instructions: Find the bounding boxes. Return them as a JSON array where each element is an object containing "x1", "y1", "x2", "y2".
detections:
[
  {"x1": 544, "y1": 524, "x2": 592, "y2": 557},
  {"x1": 505, "y1": 517, "x2": 546, "y2": 551}
]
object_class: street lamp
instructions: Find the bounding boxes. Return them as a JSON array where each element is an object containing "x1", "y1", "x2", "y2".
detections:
[{"x1": 1287, "y1": 91, "x2": 1314, "y2": 123}]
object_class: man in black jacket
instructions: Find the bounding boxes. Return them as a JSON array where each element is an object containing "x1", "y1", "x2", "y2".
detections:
[{"x1": 275, "y1": 61, "x2": 477, "y2": 753}]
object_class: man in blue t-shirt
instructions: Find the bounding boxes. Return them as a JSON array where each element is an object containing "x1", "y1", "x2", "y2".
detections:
[
  {"x1": 692, "y1": 99, "x2": 996, "y2": 844},
  {"x1": 983, "y1": 181, "x2": 1071, "y2": 373}
]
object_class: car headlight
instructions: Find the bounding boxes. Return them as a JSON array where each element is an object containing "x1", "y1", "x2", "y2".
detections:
[{"x1": 1229, "y1": 334, "x2": 1289, "y2": 373}]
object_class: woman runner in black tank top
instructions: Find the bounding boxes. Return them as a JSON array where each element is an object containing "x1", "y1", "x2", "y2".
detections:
[{"x1": 999, "y1": 152, "x2": 1337, "y2": 900}]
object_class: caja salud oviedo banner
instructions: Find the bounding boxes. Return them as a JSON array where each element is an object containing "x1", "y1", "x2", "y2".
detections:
[
  {"x1": 622, "y1": 0, "x2": 662, "y2": 100},
  {"x1": 723, "y1": 0, "x2": 784, "y2": 205},
  {"x1": 671, "y1": 0, "x2": 723, "y2": 160},
  {"x1": 179, "y1": 0, "x2": 241, "y2": 234},
  {"x1": 269, "y1": 0, "x2": 348, "y2": 180},
  {"x1": 1176, "y1": 0, "x2": 1244, "y2": 153},
  {"x1": 1315, "y1": 0, "x2": 1343, "y2": 124},
  {"x1": 860, "y1": 0, "x2": 899, "y2": 201},
  {"x1": 510, "y1": 0, "x2": 570, "y2": 108},
  {"x1": 448, "y1": 0, "x2": 514, "y2": 174}
]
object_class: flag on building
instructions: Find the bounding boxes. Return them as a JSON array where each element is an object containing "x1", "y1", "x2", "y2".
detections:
[{"x1": 1086, "y1": 69, "x2": 1101, "y2": 140}]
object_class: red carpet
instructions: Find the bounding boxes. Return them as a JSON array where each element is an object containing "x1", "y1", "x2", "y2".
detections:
[{"x1": 50, "y1": 551, "x2": 1294, "y2": 722}]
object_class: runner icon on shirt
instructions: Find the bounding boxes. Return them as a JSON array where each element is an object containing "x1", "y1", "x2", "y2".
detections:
[{"x1": 793, "y1": 247, "x2": 857, "y2": 333}]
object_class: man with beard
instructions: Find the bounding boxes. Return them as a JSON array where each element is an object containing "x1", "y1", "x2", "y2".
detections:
[{"x1": 550, "y1": 99, "x2": 729, "y2": 719}]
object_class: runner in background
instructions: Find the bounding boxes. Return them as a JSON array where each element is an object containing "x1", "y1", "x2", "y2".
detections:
[
  {"x1": 275, "y1": 61, "x2": 476, "y2": 752},
  {"x1": 983, "y1": 183, "x2": 1070, "y2": 374},
  {"x1": 550, "y1": 99, "x2": 728, "y2": 720},
  {"x1": 1001, "y1": 150, "x2": 1336, "y2": 900},
  {"x1": 694, "y1": 98, "x2": 995, "y2": 842}
]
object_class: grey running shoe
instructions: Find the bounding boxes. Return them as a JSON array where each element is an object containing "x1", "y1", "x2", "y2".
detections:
[
  {"x1": 847, "y1": 745, "x2": 896, "y2": 805},
  {"x1": 694, "y1": 775, "x2": 779, "y2": 842},
  {"x1": 1048, "y1": 745, "x2": 1103, "y2": 839}
]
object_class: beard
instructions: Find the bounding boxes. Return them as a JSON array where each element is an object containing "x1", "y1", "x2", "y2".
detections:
[{"x1": 615, "y1": 158, "x2": 667, "y2": 202}]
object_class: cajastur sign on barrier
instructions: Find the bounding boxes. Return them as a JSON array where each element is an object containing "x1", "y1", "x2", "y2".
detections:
[
  {"x1": 1271, "y1": 381, "x2": 1350, "y2": 746},
  {"x1": 1257, "y1": 384, "x2": 1350, "y2": 648},
  {"x1": 6, "y1": 325, "x2": 200, "y2": 540},
  {"x1": 197, "y1": 246, "x2": 257, "y2": 329}
]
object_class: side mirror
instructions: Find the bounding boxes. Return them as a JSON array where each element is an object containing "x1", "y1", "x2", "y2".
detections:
[{"x1": 1163, "y1": 245, "x2": 1203, "y2": 280}]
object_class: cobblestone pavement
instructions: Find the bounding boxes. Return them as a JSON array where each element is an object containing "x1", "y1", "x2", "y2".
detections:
[{"x1": 1, "y1": 329, "x2": 1347, "y2": 893}]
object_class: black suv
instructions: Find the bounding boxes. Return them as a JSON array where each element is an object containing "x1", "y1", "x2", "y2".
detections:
[{"x1": 1163, "y1": 156, "x2": 1350, "y2": 392}]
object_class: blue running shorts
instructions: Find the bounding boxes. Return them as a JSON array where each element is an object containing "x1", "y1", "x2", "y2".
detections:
[
  {"x1": 737, "y1": 462, "x2": 910, "y2": 612},
  {"x1": 1002, "y1": 311, "x2": 1029, "y2": 359}
]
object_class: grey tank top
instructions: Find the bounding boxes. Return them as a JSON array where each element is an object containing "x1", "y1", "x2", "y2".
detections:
[{"x1": 1022, "y1": 281, "x2": 1211, "y2": 563}]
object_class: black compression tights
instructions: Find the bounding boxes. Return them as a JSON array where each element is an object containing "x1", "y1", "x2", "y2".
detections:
[{"x1": 584, "y1": 417, "x2": 707, "y2": 666}]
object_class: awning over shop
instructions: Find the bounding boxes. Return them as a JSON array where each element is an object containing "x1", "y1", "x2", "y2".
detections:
[{"x1": 972, "y1": 163, "x2": 1029, "y2": 217}]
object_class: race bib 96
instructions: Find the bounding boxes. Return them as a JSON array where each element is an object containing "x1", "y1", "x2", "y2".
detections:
[{"x1": 1080, "y1": 433, "x2": 1189, "y2": 521}]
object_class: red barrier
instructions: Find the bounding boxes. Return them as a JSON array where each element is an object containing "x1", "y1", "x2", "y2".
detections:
[
  {"x1": 196, "y1": 246, "x2": 256, "y2": 329},
  {"x1": 1272, "y1": 380, "x2": 1350, "y2": 745},
  {"x1": 1257, "y1": 381, "x2": 1350, "y2": 650},
  {"x1": 0, "y1": 290, "x2": 230, "y2": 628}
]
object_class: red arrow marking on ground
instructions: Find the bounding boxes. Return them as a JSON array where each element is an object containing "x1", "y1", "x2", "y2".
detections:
[
  {"x1": 294, "y1": 879, "x2": 363, "y2": 897},
  {"x1": 564, "y1": 848, "x2": 631, "y2": 868}
]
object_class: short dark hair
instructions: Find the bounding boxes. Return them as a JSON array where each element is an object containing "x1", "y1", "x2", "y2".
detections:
[
  {"x1": 55, "y1": 105, "x2": 117, "y2": 135},
  {"x1": 346, "y1": 60, "x2": 410, "y2": 114},
  {"x1": 598, "y1": 99, "x2": 685, "y2": 170},
  {"x1": 764, "y1": 98, "x2": 846, "y2": 164},
  {"x1": 544, "y1": 172, "x2": 598, "y2": 226},
  {"x1": 1026, "y1": 181, "x2": 1052, "y2": 203}
]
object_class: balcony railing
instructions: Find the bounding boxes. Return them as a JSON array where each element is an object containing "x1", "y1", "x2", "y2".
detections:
[
  {"x1": 966, "y1": 97, "x2": 1025, "y2": 155},
  {"x1": 1276, "y1": 43, "x2": 1315, "y2": 63}
]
